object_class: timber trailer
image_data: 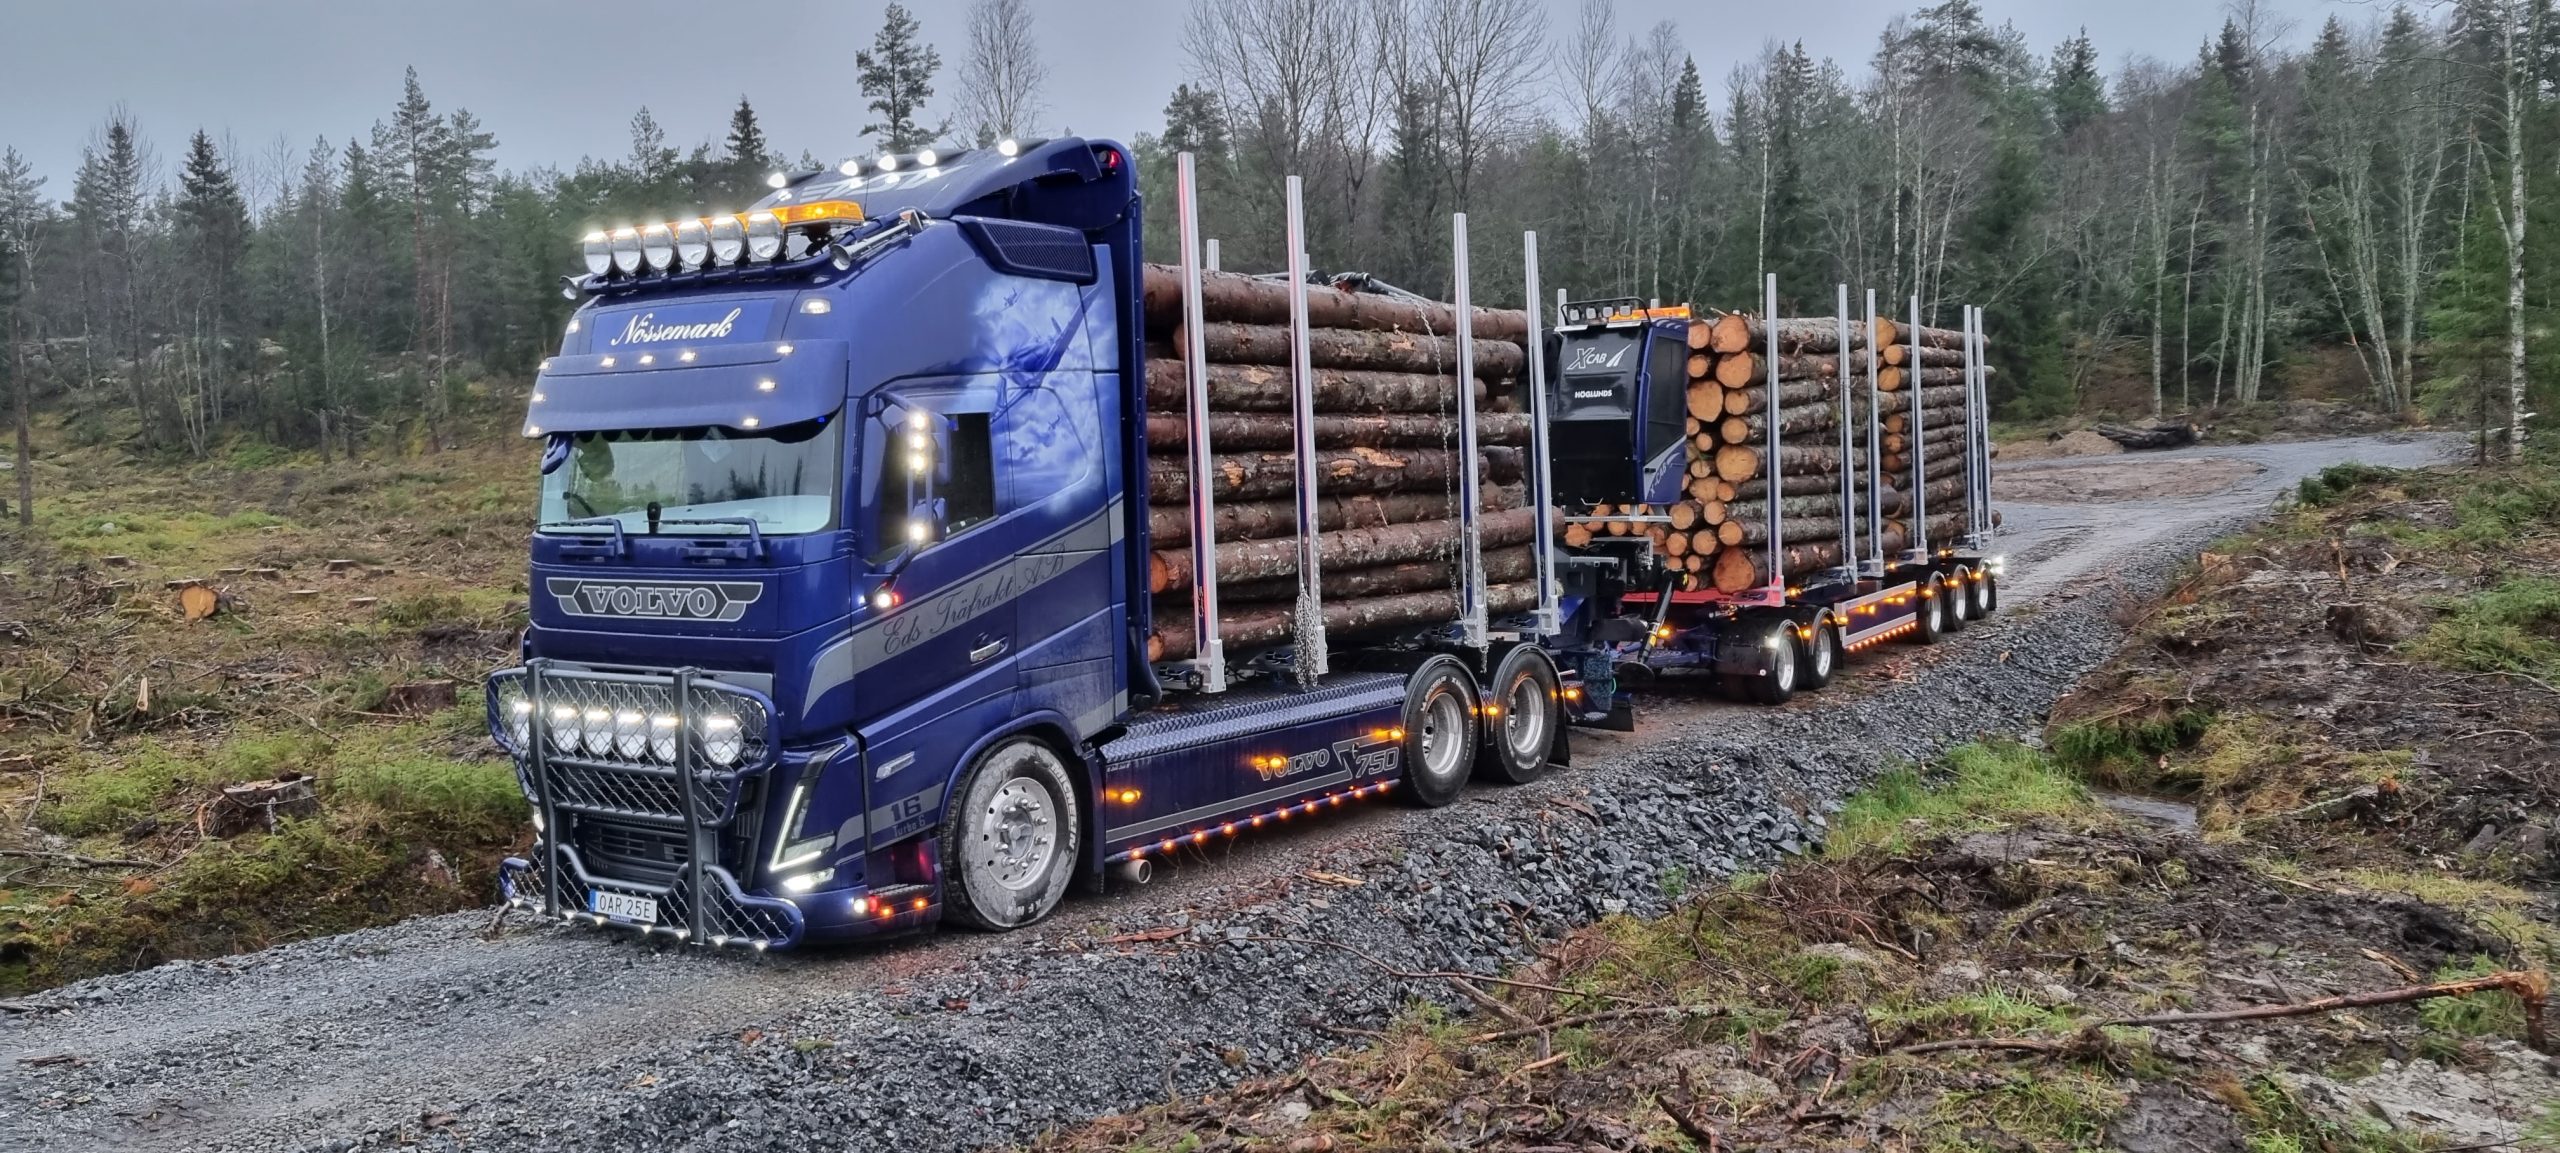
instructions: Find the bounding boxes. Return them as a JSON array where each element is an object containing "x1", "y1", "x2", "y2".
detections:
[
  {"x1": 1541, "y1": 282, "x2": 2005, "y2": 706},
  {"x1": 484, "y1": 141, "x2": 1588, "y2": 949}
]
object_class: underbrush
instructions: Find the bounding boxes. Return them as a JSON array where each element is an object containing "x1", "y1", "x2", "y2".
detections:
[{"x1": 2413, "y1": 575, "x2": 2560, "y2": 681}]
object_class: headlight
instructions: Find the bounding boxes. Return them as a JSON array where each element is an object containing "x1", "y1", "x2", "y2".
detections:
[
  {"x1": 640, "y1": 223, "x2": 675, "y2": 272},
  {"x1": 674, "y1": 219, "x2": 709, "y2": 268},
  {"x1": 612, "y1": 709, "x2": 648, "y2": 759},
  {"x1": 581, "y1": 232, "x2": 610, "y2": 277},
  {"x1": 744, "y1": 212, "x2": 782, "y2": 262},
  {"x1": 709, "y1": 215, "x2": 744, "y2": 265},
  {"x1": 608, "y1": 228, "x2": 642, "y2": 275},
  {"x1": 700, "y1": 714, "x2": 744, "y2": 767},
  {"x1": 649, "y1": 714, "x2": 680, "y2": 763},
  {"x1": 499, "y1": 688, "x2": 532, "y2": 748},
  {"x1": 546, "y1": 704, "x2": 580, "y2": 752},
  {"x1": 580, "y1": 707, "x2": 613, "y2": 757}
]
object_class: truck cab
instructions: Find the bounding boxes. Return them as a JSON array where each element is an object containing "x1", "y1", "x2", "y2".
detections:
[{"x1": 491, "y1": 138, "x2": 1152, "y2": 947}]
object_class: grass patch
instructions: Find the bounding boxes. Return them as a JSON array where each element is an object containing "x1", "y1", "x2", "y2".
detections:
[
  {"x1": 2410, "y1": 576, "x2": 2560, "y2": 681},
  {"x1": 2051, "y1": 706, "x2": 2216, "y2": 788},
  {"x1": 2296, "y1": 462, "x2": 2402, "y2": 507},
  {"x1": 1829, "y1": 740, "x2": 2091, "y2": 857},
  {"x1": 2417, "y1": 956, "x2": 2534, "y2": 1041},
  {"x1": 1871, "y1": 988, "x2": 2080, "y2": 1038}
]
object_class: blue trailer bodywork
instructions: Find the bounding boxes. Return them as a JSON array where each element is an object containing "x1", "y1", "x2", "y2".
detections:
[{"x1": 489, "y1": 140, "x2": 1566, "y2": 947}]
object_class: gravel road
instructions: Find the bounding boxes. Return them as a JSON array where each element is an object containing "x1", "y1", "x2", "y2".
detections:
[{"x1": 0, "y1": 433, "x2": 2450, "y2": 1153}]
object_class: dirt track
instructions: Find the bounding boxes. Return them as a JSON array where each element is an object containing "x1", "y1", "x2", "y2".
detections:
[{"x1": 0, "y1": 434, "x2": 2452, "y2": 1153}]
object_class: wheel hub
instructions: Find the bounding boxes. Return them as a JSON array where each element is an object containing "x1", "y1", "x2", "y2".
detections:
[
  {"x1": 1503, "y1": 675, "x2": 1547, "y2": 760},
  {"x1": 981, "y1": 779, "x2": 1057, "y2": 891},
  {"x1": 1420, "y1": 692, "x2": 1467, "y2": 778}
]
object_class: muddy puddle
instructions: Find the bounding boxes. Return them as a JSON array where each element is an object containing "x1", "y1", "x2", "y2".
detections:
[{"x1": 2092, "y1": 789, "x2": 2201, "y2": 834}]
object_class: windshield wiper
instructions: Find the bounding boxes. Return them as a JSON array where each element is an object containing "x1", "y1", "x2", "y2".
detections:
[
  {"x1": 537, "y1": 516, "x2": 629, "y2": 558},
  {"x1": 659, "y1": 516, "x2": 767, "y2": 560}
]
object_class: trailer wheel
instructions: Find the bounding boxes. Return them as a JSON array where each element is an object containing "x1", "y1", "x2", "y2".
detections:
[
  {"x1": 1914, "y1": 574, "x2": 1951, "y2": 645},
  {"x1": 1975, "y1": 569, "x2": 1999, "y2": 616},
  {"x1": 1796, "y1": 617, "x2": 1842, "y2": 691},
  {"x1": 1476, "y1": 647, "x2": 1559, "y2": 785},
  {"x1": 940, "y1": 737, "x2": 1082, "y2": 932},
  {"x1": 1944, "y1": 567, "x2": 1974, "y2": 632},
  {"x1": 1747, "y1": 621, "x2": 1801, "y2": 705},
  {"x1": 1397, "y1": 656, "x2": 1479, "y2": 808}
]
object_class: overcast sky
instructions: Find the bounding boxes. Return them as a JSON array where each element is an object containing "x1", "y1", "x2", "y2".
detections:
[{"x1": 3, "y1": 0, "x2": 2323, "y2": 197}]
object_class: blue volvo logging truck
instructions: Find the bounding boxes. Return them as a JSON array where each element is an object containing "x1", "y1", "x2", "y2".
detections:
[{"x1": 487, "y1": 139, "x2": 1606, "y2": 949}]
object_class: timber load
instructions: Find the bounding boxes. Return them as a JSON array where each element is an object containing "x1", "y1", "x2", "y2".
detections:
[
  {"x1": 1142, "y1": 264, "x2": 1542, "y2": 659},
  {"x1": 1603, "y1": 309, "x2": 1990, "y2": 593}
]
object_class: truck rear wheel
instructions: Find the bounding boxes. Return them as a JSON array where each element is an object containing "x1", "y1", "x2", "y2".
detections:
[
  {"x1": 1475, "y1": 647, "x2": 1559, "y2": 785},
  {"x1": 1747, "y1": 620, "x2": 1801, "y2": 705},
  {"x1": 1944, "y1": 567, "x2": 1974, "y2": 632},
  {"x1": 1796, "y1": 617, "x2": 1841, "y2": 691},
  {"x1": 1397, "y1": 656, "x2": 1478, "y2": 808},
  {"x1": 1975, "y1": 569, "x2": 1999, "y2": 616},
  {"x1": 1914, "y1": 574, "x2": 1950, "y2": 645},
  {"x1": 940, "y1": 737, "x2": 1082, "y2": 932}
]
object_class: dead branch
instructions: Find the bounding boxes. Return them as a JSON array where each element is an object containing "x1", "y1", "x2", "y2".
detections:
[
  {"x1": 0, "y1": 848, "x2": 156, "y2": 869},
  {"x1": 1464, "y1": 1004, "x2": 1733, "y2": 1045},
  {"x1": 2101, "y1": 969, "x2": 2547, "y2": 1052}
]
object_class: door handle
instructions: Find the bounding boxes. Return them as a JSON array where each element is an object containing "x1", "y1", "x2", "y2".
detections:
[{"x1": 969, "y1": 638, "x2": 1008, "y2": 664}]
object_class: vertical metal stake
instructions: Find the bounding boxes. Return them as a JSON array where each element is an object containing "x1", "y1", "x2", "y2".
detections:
[
  {"x1": 1284, "y1": 176, "x2": 1328, "y2": 681},
  {"x1": 1453, "y1": 213, "x2": 1487, "y2": 647},
  {"x1": 1863, "y1": 290, "x2": 1884, "y2": 576},
  {"x1": 1907, "y1": 294, "x2": 1927, "y2": 560},
  {"x1": 1522, "y1": 230, "x2": 1559, "y2": 637},
  {"x1": 1833, "y1": 284, "x2": 1855, "y2": 576},
  {"x1": 1762, "y1": 273, "x2": 1783, "y2": 597},
  {"x1": 1963, "y1": 306, "x2": 1984, "y2": 541},
  {"x1": 1204, "y1": 238, "x2": 1220, "y2": 274},
  {"x1": 1974, "y1": 307, "x2": 1996, "y2": 542},
  {"x1": 1174, "y1": 153, "x2": 1226, "y2": 692}
]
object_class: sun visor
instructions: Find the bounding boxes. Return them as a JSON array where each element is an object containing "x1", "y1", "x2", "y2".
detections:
[{"x1": 525, "y1": 338, "x2": 847, "y2": 436}]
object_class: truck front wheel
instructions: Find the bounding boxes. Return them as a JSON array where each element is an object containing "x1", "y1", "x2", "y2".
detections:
[
  {"x1": 941, "y1": 738, "x2": 1082, "y2": 932},
  {"x1": 1397, "y1": 656, "x2": 1479, "y2": 808}
]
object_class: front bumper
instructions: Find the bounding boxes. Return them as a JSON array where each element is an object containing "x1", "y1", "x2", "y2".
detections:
[{"x1": 501, "y1": 842, "x2": 805, "y2": 948}]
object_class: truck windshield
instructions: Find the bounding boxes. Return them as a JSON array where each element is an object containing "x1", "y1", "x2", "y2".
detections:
[{"x1": 539, "y1": 417, "x2": 841, "y2": 535}]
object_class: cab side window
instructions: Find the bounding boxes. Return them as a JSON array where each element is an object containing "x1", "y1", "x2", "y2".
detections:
[
  {"x1": 1645, "y1": 331, "x2": 1689, "y2": 459},
  {"x1": 942, "y1": 412, "x2": 997, "y2": 534}
]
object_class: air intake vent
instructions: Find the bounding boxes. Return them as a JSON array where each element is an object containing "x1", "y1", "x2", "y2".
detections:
[{"x1": 957, "y1": 217, "x2": 1096, "y2": 284}]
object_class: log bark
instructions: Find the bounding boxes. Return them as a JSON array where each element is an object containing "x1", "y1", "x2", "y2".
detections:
[
  {"x1": 1720, "y1": 404, "x2": 1840, "y2": 445},
  {"x1": 1146, "y1": 485, "x2": 1524, "y2": 549},
  {"x1": 1712, "y1": 443, "x2": 1848, "y2": 483},
  {"x1": 1864, "y1": 385, "x2": 1971, "y2": 415},
  {"x1": 1150, "y1": 582, "x2": 1540, "y2": 660},
  {"x1": 1707, "y1": 315, "x2": 1869, "y2": 356},
  {"x1": 1143, "y1": 411, "x2": 1527, "y2": 451},
  {"x1": 2092, "y1": 420, "x2": 2202, "y2": 450},
  {"x1": 1140, "y1": 265, "x2": 1530, "y2": 342},
  {"x1": 1882, "y1": 423, "x2": 1970, "y2": 455},
  {"x1": 1882, "y1": 344, "x2": 1968, "y2": 367},
  {"x1": 1712, "y1": 352, "x2": 1847, "y2": 389},
  {"x1": 1176, "y1": 322, "x2": 1525, "y2": 378},
  {"x1": 1708, "y1": 520, "x2": 1956, "y2": 592},
  {"x1": 1204, "y1": 543, "x2": 1537, "y2": 604},
  {"x1": 1722, "y1": 380, "x2": 1834, "y2": 417},
  {"x1": 1148, "y1": 446, "x2": 1523, "y2": 506},
  {"x1": 1717, "y1": 490, "x2": 1908, "y2": 526},
  {"x1": 1148, "y1": 506, "x2": 1546, "y2": 595},
  {"x1": 1724, "y1": 515, "x2": 1845, "y2": 547},
  {"x1": 1144, "y1": 358, "x2": 1485, "y2": 414},
  {"x1": 1877, "y1": 364, "x2": 1980, "y2": 392}
]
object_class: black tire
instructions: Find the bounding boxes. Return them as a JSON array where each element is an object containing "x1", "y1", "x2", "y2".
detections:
[
  {"x1": 1978, "y1": 569, "x2": 2000, "y2": 615},
  {"x1": 1476, "y1": 647, "x2": 1560, "y2": 784},
  {"x1": 1748, "y1": 620, "x2": 1801, "y2": 705},
  {"x1": 1796, "y1": 617, "x2": 1841, "y2": 691},
  {"x1": 1944, "y1": 566, "x2": 1974, "y2": 632},
  {"x1": 939, "y1": 737, "x2": 1082, "y2": 932},
  {"x1": 1397, "y1": 656, "x2": 1479, "y2": 808},
  {"x1": 1914, "y1": 574, "x2": 1950, "y2": 645}
]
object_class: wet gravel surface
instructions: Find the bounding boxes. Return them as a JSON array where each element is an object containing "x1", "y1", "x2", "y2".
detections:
[{"x1": 0, "y1": 434, "x2": 2451, "y2": 1153}]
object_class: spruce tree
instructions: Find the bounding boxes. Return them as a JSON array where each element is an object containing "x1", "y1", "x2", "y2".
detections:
[
  {"x1": 725, "y1": 96, "x2": 773, "y2": 175},
  {"x1": 2047, "y1": 30, "x2": 2106, "y2": 136},
  {"x1": 857, "y1": 4, "x2": 946, "y2": 152}
]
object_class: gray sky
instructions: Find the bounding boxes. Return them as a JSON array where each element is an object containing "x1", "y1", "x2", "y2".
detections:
[{"x1": 2, "y1": 0, "x2": 2318, "y2": 196}]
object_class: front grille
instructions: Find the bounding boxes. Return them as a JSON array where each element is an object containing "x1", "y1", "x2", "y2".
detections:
[
  {"x1": 486, "y1": 666, "x2": 774, "y2": 827},
  {"x1": 577, "y1": 819, "x2": 688, "y2": 880}
]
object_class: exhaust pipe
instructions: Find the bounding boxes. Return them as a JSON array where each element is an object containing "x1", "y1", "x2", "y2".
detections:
[{"x1": 1114, "y1": 857, "x2": 1155, "y2": 886}]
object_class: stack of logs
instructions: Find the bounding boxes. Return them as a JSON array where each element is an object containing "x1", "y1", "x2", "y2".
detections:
[
  {"x1": 1566, "y1": 311, "x2": 1989, "y2": 593},
  {"x1": 1135, "y1": 266, "x2": 1552, "y2": 661}
]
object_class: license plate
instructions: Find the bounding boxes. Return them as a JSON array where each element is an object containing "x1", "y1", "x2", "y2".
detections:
[{"x1": 590, "y1": 890, "x2": 658, "y2": 924}]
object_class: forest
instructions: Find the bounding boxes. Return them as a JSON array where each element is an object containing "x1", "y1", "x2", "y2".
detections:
[{"x1": 1, "y1": 0, "x2": 2554, "y2": 526}]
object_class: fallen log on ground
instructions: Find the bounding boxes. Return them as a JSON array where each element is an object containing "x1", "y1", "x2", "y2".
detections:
[{"x1": 2092, "y1": 419, "x2": 2201, "y2": 451}]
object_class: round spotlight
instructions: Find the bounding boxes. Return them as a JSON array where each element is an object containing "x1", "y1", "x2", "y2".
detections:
[
  {"x1": 744, "y1": 212, "x2": 782, "y2": 262},
  {"x1": 708, "y1": 215, "x2": 745, "y2": 264},
  {"x1": 877, "y1": 154, "x2": 900, "y2": 172},
  {"x1": 838, "y1": 158, "x2": 862, "y2": 177},
  {"x1": 581, "y1": 231, "x2": 611, "y2": 276},
  {"x1": 608, "y1": 228, "x2": 642, "y2": 275},
  {"x1": 997, "y1": 138, "x2": 1020, "y2": 158},
  {"x1": 674, "y1": 219, "x2": 709, "y2": 268},
  {"x1": 917, "y1": 149, "x2": 938, "y2": 168},
  {"x1": 639, "y1": 223, "x2": 675, "y2": 272},
  {"x1": 765, "y1": 171, "x2": 789, "y2": 189}
]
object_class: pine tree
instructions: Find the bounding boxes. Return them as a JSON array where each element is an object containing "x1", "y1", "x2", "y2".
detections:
[
  {"x1": 173, "y1": 129, "x2": 249, "y2": 454},
  {"x1": 857, "y1": 3, "x2": 946, "y2": 152},
  {"x1": 0, "y1": 148, "x2": 43, "y2": 524},
  {"x1": 2047, "y1": 30, "x2": 2106, "y2": 136},
  {"x1": 724, "y1": 96, "x2": 774, "y2": 176},
  {"x1": 71, "y1": 112, "x2": 150, "y2": 432}
]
